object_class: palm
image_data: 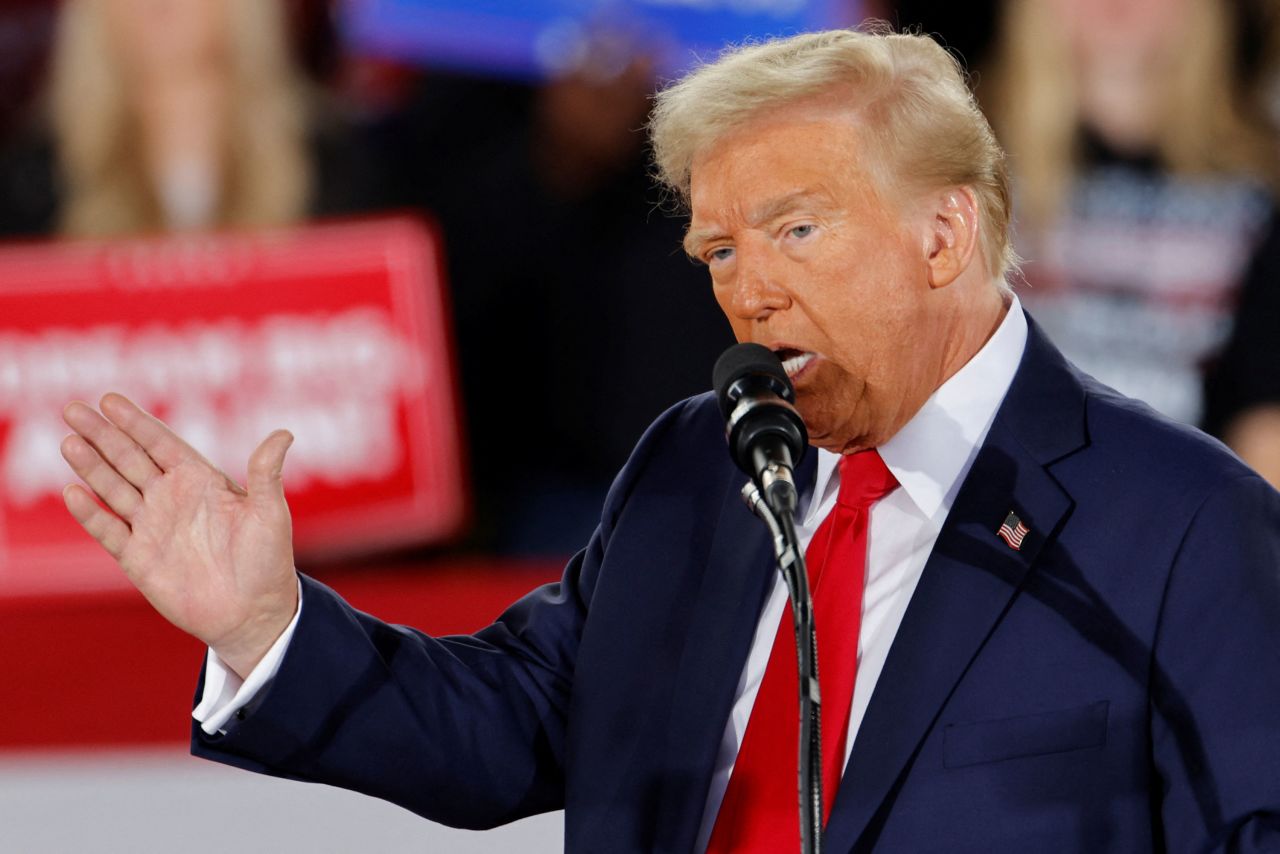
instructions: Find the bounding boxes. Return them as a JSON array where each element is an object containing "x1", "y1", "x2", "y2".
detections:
[
  {"x1": 127, "y1": 460, "x2": 290, "y2": 638},
  {"x1": 61, "y1": 394, "x2": 297, "y2": 675}
]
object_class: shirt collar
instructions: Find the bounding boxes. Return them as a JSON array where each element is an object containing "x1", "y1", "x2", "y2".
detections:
[{"x1": 804, "y1": 296, "x2": 1029, "y2": 527}]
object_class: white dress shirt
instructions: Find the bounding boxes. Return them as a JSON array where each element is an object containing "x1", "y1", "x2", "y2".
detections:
[{"x1": 196, "y1": 301, "x2": 1029, "y2": 848}]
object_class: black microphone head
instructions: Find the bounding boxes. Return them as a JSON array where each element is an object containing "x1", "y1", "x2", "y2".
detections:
[
  {"x1": 713, "y1": 342, "x2": 808, "y2": 482},
  {"x1": 712, "y1": 342, "x2": 795, "y2": 419}
]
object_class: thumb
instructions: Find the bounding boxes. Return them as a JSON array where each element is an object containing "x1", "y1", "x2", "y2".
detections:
[{"x1": 247, "y1": 429, "x2": 294, "y2": 503}]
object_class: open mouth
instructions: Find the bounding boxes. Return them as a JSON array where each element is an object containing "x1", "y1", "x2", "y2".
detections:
[{"x1": 773, "y1": 347, "x2": 817, "y2": 379}]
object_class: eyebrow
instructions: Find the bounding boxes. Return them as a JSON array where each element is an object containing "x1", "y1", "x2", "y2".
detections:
[{"x1": 683, "y1": 189, "x2": 830, "y2": 258}]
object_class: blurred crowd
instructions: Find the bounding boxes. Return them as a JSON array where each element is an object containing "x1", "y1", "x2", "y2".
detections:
[{"x1": 0, "y1": 0, "x2": 1277, "y2": 556}]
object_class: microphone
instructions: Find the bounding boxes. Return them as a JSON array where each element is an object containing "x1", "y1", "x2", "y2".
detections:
[
  {"x1": 715, "y1": 344, "x2": 824, "y2": 852},
  {"x1": 713, "y1": 343, "x2": 808, "y2": 515}
]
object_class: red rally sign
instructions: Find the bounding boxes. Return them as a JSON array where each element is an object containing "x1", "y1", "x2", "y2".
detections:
[{"x1": 0, "y1": 217, "x2": 467, "y2": 595}]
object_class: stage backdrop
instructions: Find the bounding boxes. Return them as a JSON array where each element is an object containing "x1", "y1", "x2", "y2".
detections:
[{"x1": 0, "y1": 217, "x2": 467, "y2": 596}]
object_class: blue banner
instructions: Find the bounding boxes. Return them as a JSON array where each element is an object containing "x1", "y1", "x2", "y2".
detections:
[{"x1": 339, "y1": 0, "x2": 861, "y2": 80}]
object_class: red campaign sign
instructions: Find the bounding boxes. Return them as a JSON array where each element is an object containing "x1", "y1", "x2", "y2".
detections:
[{"x1": 0, "y1": 217, "x2": 467, "y2": 596}]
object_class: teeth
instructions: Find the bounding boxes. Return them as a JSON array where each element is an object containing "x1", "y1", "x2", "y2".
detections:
[{"x1": 781, "y1": 351, "x2": 815, "y2": 377}]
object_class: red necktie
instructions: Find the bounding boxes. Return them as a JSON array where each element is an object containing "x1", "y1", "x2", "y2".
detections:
[{"x1": 706, "y1": 450, "x2": 899, "y2": 853}]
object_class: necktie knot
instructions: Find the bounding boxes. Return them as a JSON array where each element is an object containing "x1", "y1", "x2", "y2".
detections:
[{"x1": 836, "y1": 450, "x2": 898, "y2": 510}]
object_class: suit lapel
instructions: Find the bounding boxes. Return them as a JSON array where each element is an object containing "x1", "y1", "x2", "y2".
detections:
[
  {"x1": 823, "y1": 317, "x2": 1088, "y2": 852},
  {"x1": 651, "y1": 452, "x2": 818, "y2": 852}
]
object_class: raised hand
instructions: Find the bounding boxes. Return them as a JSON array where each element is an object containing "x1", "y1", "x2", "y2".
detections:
[{"x1": 60, "y1": 393, "x2": 298, "y2": 679}]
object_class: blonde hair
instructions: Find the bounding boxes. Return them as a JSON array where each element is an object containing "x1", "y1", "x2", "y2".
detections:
[
  {"x1": 985, "y1": 0, "x2": 1279, "y2": 228},
  {"x1": 649, "y1": 25, "x2": 1017, "y2": 280},
  {"x1": 50, "y1": 0, "x2": 309, "y2": 237}
]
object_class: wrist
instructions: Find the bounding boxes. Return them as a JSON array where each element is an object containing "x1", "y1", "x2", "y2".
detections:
[{"x1": 212, "y1": 585, "x2": 300, "y2": 680}]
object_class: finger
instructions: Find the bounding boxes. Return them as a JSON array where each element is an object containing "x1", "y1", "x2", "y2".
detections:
[
  {"x1": 97, "y1": 393, "x2": 203, "y2": 472},
  {"x1": 60, "y1": 433, "x2": 144, "y2": 522},
  {"x1": 63, "y1": 484, "x2": 131, "y2": 560},
  {"x1": 247, "y1": 430, "x2": 294, "y2": 507},
  {"x1": 63, "y1": 400, "x2": 164, "y2": 490}
]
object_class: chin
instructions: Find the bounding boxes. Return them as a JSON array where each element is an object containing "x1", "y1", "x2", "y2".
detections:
[
  {"x1": 797, "y1": 400, "x2": 855, "y2": 449},
  {"x1": 802, "y1": 422, "x2": 852, "y2": 454},
  {"x1": 804, "y1": 410, "x2": 878, "y2": 454}
]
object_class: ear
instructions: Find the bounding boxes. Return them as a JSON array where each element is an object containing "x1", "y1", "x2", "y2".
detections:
[{"x1": 923, "y1": 187, "x2": 979, "y2": 289}]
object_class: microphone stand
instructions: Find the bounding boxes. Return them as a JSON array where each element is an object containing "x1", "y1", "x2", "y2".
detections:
[{"x1": 742, "y1": 481, "x2": 823, "y2": 854}]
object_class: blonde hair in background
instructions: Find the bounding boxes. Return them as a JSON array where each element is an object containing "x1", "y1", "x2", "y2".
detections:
[
  {"x1": 50, "y1": 0, "x2": 309, "y2": 238},
  {"x1": 649, "y1": 24, "x2": 1018, "y2": 281},
  {"x1": 984, "y1": 0, "x2": 1279, "y2": 229}
]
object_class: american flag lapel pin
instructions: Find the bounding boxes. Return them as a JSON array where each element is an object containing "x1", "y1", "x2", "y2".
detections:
[{"x1": 997, "y1": 510, "x2": 1030, "y2": 551}]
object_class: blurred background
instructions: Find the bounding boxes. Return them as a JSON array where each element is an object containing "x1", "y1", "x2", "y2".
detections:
[{"x1": 0, "y1": 0, "x2": 1276, "y2": 850}]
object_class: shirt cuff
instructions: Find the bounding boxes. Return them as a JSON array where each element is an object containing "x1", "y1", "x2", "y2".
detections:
[{"x1": 192, "y1": 577, "x2": 303, "y2": 736}]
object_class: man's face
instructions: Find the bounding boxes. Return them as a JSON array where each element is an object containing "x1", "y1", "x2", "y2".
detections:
[{"x1": 687, "y1": 107, "x2": 942, "y2": 454}]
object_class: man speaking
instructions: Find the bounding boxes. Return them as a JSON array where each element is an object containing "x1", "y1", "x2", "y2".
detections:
[{"x1": 59, "y1": 28, "x2": 1280, "y2": 852}]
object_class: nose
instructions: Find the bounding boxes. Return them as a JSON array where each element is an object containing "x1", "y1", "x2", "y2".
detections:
[{"x1": 723, "y1": 239, "x2": 790, "y2": 321}]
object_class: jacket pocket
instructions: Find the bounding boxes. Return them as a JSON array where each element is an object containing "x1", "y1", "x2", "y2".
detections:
[{"x1": 943, "y1": 700, "x2": 1109, "y2": 769}]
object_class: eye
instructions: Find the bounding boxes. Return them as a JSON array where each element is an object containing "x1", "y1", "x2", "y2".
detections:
[
  {"x1": 708, "y1": 246, "x2": 735, "y2": 263},
  {"x1": 789, "y1": 224, "x2": 816, "y2": 239}
]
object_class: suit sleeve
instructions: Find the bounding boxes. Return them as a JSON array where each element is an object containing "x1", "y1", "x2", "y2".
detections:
[
  {"x1": 1151, "y1": 473, "x2": 1280, "y2": 851},
  {"x1": 190, "y1": 397, "x2": 694, "y2": 830}
]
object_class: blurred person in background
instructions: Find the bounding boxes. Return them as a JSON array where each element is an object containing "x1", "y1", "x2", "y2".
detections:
[
  {"x1": 1212, "y1": 0, "x2": 1280, "y2": 484},
  {"x1": 365, "y1": 35, "x2": 733, "y2": 554},
  {"x1": 982, "y1": 0, "x2": 1280, "y2": 485},
  {"x1": 0, "y1": 0, "x2": 374, "y2": 238}
]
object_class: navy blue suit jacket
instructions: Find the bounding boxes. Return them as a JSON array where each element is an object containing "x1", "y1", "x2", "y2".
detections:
[{"x1": 194, "y1": 317, "x2": 1280, "y2": 852}]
